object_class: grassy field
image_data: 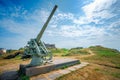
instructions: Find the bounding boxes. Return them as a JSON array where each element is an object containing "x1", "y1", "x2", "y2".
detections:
[
  {"x1": 0, "y1": 46, "x2": 120, "y2": 80},
  {"x1": 56, "y1": 46, "x2": 120, "y2": 80},
  {"x1": 49, "y1": 48, "x2": 69, "y2": 56},
  {"x1": 83, "y1": 46, "x2": 120, "y2": 68},
  {"x1": 49, "y1": 48, "x2": 90, "y2": 56}
]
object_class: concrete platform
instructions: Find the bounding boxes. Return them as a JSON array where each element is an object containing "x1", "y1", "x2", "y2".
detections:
[
  {"x1": 19, "y1": 58, "x2": 80, "y2": 77},
  {"x1": 31, "y1": 62, "x2": 89, "y2": 80}
]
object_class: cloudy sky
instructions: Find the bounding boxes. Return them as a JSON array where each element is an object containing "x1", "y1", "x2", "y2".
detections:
[{"x1": 0, "y1": 0, "x2": 120, "y2": 50}]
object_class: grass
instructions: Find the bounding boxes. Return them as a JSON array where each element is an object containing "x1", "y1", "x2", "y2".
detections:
[
  {"x1": 61, "y1": 65, "x2": 68, "y2": 69},
  {"x1": 0, "y1": 57, "x2": 22, "y2": 66},
  {"x1": 19, "y1": 74, "x2": 30, "y2": 80},
  {"x1": 62, "y1": 48, "x2": 90, "y2": 56},
  {"x1": 0, "y1": 50, "x2": 24, "y2": 59},
  {"x1": 56, "y1": 64, "x2": 112, "y2": 80},
  {"x1": 56, "y1": 46, "x2": 120, "y2": 80},
  {"x1": 112, "y1": 73, "x2": 120, "y2": 78},
  {"x1": 49, "y1": 48, "x2": 90, "y2": 56},
  {"x1": 96, "y1": 66, "x2": 120, "y2": 78},
  {"x1": 83, "y1": 46, "x2": 120, "y2": 79},
  {"x1": 0, "y1": 46, "x2": 120, "y2": 80},
  {"x1": 49, "y1": 48, "x2": 69, "y2": 56},
  {"x1": 83, "y1": 46, "x2": 120, "y2": 68},
  {"x1": 94, "y1": 68, "x2": 100, "y2": 71}
]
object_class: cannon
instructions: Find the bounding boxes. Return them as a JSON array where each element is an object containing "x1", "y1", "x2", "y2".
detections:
[{"x1": 22, "y1": 5, "x2": 58, "y2": 67}]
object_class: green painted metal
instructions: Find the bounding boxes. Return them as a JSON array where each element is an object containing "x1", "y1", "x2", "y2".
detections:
[
  {"x1": 36, "y1": 5, "x2": 58, "y2": 43},
  {"x1": 23, "y1": 5, "x2": 58, "y2": 67}
]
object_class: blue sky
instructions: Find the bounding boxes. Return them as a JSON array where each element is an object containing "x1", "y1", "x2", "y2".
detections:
[{"x1": 0, "y1": 0, "x2": 120, "y2": 50}]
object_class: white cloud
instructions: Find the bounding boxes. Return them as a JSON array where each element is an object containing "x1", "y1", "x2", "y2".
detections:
[
  {"x1": 83, "y1": 0, "x2": 116, "y2": 18},
  {"x1": 52, "y1": 0, "x2": 117, "y2": 25},
  {"x1": 0, "y1": 0, "x2": 120, "y2": 50},
  {"x1": 109, "y1": 20, "x2": 120, "y2": 33},
  {"x1": 0, "y1": 6, "x2": 52, "y2": 36},
  {"x1": 73, "y1": 16, "x2": 93, "y2": 24},
  {"x1": 50, "y1": 25, "x2": 57, "y2": 28},
  {"x1": 47, "y1": 25, "x2": 106, "y2": 39},
  {"x1": 0, "y1": 6, "x2": 52, "y2": 49},
  {"x1": 8, "y1": 6, "x2": 28, "y2": 18},
  {"x1": 27, "y1": 9, "x2": 49, "y2": 24},
  {"x1": 0, "y1": 19, "x2": 39, "y2": 36},
  {"x1": 74, "y1": 0, "x2": 117, "y2": 24},
  {"x1": 51, "y1": 12, "x2": 74, "y2": 25}
]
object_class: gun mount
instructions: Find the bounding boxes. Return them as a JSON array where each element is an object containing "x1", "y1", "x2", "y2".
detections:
[{"x1": 23, "y1": 5, "x2": 58, "y2": 67}]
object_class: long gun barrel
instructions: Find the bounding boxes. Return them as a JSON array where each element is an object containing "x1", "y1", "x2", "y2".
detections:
[{"x1": 36, "y1": 5, "x2": 58, "y2": 43}]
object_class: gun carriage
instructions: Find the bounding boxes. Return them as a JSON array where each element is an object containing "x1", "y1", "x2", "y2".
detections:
[{"x1": 23, "y1": 5, "x2": 58, "y2": 67}]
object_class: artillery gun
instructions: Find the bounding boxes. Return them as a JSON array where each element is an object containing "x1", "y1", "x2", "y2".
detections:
[{"x1": 23, "y1": 5, "x2": 58, "y2": 67}]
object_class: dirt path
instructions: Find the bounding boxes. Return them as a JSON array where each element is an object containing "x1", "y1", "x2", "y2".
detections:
[
  {"x1": 0, "y1": 59, "x2": 30, "y2": 73},
  {"x1": 0, "y1": 49, "x2": 95, "y2": 74},
  {"x1": 81, "y1": 49, "x2": 95, "y2": 58},
  {"x1": 68, "y1": 49, "x2": 95, "y2": 59},
  {"x1": 0, "y1": 57, "x2": 79, "y2": 73}
]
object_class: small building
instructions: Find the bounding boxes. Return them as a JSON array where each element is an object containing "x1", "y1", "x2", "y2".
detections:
[
  {"x1": 45, "y1": 44, "x2": 56, "y2": 48},
  {"x1": 0, "y1": 48, "x2": 6, "y2": 55}
]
